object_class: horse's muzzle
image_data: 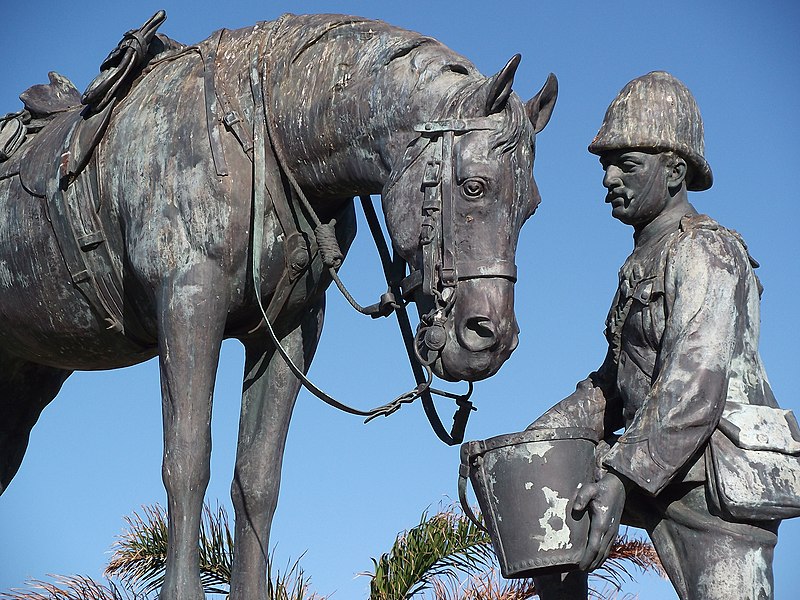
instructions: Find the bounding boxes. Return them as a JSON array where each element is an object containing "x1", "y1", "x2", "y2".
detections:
[{"x1": 430, "y1": 278, "x2": 519, "y2": 382}]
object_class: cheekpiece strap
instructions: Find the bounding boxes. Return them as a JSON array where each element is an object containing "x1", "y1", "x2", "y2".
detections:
[{"x1": 414, "y1": 117, "x2": 498, "y2": 136}]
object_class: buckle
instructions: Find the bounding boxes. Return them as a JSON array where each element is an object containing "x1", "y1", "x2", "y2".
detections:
[
  {"x1": 440, "y1": 267, "x2": 457, "y2": 286},
  {"x1": 223, "y1": 111, "x2": 241, "y2": 127},
  {"x1": 423, "y1": 160, "x2": 442, "y2": 187}
]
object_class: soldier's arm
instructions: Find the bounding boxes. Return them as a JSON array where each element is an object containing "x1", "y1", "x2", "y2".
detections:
[
  {"x1": 602, "y1": 226, "x2": 745, "y2": 495},
  {"x1": 528, "y1": 349, "x2": 623, "y2": 440}
]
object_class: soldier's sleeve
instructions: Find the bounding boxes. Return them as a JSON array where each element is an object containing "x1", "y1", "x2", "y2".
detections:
[
  {"x1": 528, "y1": 349, "x2": 624, "y2": 441},
  {"x1": 603, "y1": 226, "x2": 745, "y2": 495}
]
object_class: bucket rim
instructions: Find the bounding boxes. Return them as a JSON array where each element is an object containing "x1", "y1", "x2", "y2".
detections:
[{"x1": 461, "y1": 427, "x2": 598, "y2": 461}]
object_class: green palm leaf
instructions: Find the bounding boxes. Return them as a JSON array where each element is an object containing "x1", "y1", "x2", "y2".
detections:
[
  {"x1": 366, "y1": 508, "x2": 496, "y2": 600},
  {"x1": 364, "y1": 507, "x2": 664, "y2": 600},
  {"x1": 104, "y1": 503, "x2": 321, "y2": 599},
  {"x1": 266, "y1": 555, "x2": 327, "y2": 600}
]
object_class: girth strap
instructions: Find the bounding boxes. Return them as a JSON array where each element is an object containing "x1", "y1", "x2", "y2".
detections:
[
  {"x1": 201, "y1": 29, "x2": 229, "y2": 177},
  {"x1": 46, "y1": 121, "x2": 155, "y2": 347}
]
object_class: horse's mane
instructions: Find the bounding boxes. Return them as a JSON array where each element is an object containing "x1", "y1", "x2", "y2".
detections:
[
  {"x1": 272, "y1": 14, "x2": 475, "y2": 82},
  {"x1": 252, "y1": 14, "x2": 531, "y2": 152}
]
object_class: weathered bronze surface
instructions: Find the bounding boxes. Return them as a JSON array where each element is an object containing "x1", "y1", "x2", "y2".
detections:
[
  {"x1": 529, "y1": 71, "x2": 796, "y2": 600},
  {"x1": 0, "y1": 11, "x2": 556, "y2": 599}
]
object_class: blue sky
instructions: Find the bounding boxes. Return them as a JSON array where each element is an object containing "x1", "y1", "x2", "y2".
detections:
[{"x1": 1, "y1": 1, "x2": 798, "y2": 599}]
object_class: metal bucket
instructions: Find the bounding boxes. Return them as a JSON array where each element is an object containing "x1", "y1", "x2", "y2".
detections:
[{"x1": 459, "y1": 427, "x2": 597, "y2": 578}]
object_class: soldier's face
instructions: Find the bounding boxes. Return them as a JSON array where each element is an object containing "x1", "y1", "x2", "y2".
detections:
[{"x1": 600, "y1": 150, "x2": 670, "y2": 228}]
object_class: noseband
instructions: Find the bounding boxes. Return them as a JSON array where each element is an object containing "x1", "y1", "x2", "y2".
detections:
[
  {"x1": 384, "y1": 118, "x2": 519, "y2": 362},
  {"x1": 392, "y1": 117, "x2": 519, "y2": 302}
]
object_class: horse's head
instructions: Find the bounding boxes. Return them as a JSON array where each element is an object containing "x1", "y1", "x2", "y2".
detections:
[{"x1": 382, "y1": 56, "x2": 557, "y2": 382}]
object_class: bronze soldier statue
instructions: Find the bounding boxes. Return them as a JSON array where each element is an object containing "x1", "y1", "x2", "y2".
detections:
[{"x1": 530, "y1": 71, "x2": 796, "y2": 599}]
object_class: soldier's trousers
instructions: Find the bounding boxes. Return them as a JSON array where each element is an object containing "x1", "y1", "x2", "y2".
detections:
[{"x1": 535, "y1": 482, "x2": 779, "y2": 600}]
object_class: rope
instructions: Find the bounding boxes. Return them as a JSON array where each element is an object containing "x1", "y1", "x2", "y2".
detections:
[{"x1": 315, "y1": 221, "x2": 344, "y2": 269}]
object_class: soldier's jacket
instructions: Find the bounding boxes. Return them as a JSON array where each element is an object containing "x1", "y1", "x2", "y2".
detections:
[{"x1": 536, "y1": 213, "x2": 778, "y2": 496}]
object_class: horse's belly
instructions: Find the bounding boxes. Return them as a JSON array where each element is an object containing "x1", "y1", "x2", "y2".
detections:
[{"x1": 0, "y1": 176, "x2": 154, "y2": 370}]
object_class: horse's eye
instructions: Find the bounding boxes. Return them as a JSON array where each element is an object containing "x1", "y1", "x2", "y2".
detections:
[{"x1": 462, "y1": 178, "x2": 485, "y2": 199}]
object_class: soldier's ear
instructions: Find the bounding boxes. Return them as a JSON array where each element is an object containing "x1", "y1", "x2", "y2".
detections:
[{"x1": 667, "y1": 154, "x2": 688, "y2": 190}]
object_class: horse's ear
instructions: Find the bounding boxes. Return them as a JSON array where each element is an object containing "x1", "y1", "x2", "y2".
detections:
[
  {"x1": 526, "y1": 73, "x2": 558, "y2": 133},
  {"x1": 483, "y1": 54, "x2": 521, "y2": 115}
]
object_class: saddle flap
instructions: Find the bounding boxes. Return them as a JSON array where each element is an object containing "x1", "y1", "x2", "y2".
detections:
[
  {"x1": 0, "y1": 116, "x2": 26, "y2": 161},
  {"x1": 16, "y1": 109, "x2": 82, "y2": 198},
  {"x1": 13, "y1": 101, "x2": 114, "y2": 199}
]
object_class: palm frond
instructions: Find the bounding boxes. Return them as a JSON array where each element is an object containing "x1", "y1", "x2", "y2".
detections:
[
  {"x1": 432, "y1": 568, "x2": 539, "y2": 600},
  {"x1": 104, "y1": 505, "x2": 168, "y2": 594},
  {"x1": 197, "y1": 504, "x2": 234, "y2": 594},
  {"x1": 266, "y1": 555, "x2": 327, "y2": 600},
  {"x1": 380, "y1": 508, "x2": 664, "y2": 600},
  {"x1": 105, "y1": 503, "x2": 233, "y2": 595},
  {"x1": 0, "y1": 575, "x2": 148, "y2": 600},
  {"x1": 104, "y1": 503, "x2": 322, "y2": 599},
  {"x1": 365, "y1": 507, "x2": 495, "y2": 600},
  {"x1": 588, "y1": 584, "x2": 640, "y2": 600},
  {"x1": 592, "y1": 530, "x2": 665, "y2": 592}
]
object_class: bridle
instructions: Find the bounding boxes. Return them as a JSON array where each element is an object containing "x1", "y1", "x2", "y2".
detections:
[
  {"x1": 226, "y1": 19, "x2": 522, "y2": 445},
  {"x1": 386, "y1": 118, "x2": 519, "y2": 366}
]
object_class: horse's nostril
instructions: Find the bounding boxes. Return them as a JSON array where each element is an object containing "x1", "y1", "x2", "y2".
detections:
[{"x1": 461, "y1": 316, "x2": 497, "y2": 352}]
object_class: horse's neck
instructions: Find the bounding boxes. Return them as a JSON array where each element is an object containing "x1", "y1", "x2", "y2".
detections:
[{"x1": 246, "y1": 15, "x2": 478, "y2": 200}]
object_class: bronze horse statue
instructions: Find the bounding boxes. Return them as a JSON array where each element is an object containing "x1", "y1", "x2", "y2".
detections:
[{"x1": 0, "y1": 12, "x2": 556, "y2": 600}]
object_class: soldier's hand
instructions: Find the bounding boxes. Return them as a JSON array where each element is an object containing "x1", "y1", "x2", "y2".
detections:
[{"x1": 574, "y1": 471, "x2": 628, "y2": 572}]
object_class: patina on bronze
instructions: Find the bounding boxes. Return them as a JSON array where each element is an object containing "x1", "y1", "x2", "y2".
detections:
[
  {"x1": 0, "y1": 11, "x2": 557, "y2": 600},
  {"x1": 459, "y1": 427, "x2": 597, "y2": 577},
  {"x1": 527, "y1": 71, "x2": 797, "y2": 600}
]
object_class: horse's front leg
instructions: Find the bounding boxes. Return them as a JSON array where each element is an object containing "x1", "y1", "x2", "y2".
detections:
[
  {"x1": 229, "y1": 299, "x2": 325, "y2": 600},
  {"x1": 156, "y1": 262, "x2": 229, "y2": 600}
]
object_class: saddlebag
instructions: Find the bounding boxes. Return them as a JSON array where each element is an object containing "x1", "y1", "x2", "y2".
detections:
[{"x1": 706, "y1": 402, "x2": 800, "y2": 521}]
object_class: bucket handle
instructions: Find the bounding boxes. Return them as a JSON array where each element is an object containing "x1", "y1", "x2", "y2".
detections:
[{"x1": 458, "y1": 455, "x2": 489, "y2": 534}]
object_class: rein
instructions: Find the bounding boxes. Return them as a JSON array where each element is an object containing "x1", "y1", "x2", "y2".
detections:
[{"x1": 236, "y1": 19, "x2": 529, "y2": 444}]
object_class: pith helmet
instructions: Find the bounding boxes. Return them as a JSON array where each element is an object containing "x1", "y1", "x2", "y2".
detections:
[{"x1": 589, "y1": 71, "x2": 713, "y2": 191}]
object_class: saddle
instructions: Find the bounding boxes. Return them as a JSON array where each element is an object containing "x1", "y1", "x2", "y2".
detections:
[
  {"x1": 0, "y1": 11, "x2": 177, "y2": 347},
  {"x1": 1, "y1": 11, "x2": 179, "y2": 193},
  {"x1": 0, "y1": 71, "x2": 84, "y2": 186}
]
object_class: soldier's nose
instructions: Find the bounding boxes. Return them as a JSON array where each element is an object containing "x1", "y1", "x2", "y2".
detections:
[{"x1": 603, "y1": 166, "x2": 622, "y2": 189}]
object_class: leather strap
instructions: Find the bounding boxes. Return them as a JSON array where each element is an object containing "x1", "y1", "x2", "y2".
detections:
[
  {"x1": 201, "y1": 29, "x2": 229, "y2": 176},
  {"x1": 458, "y1": 443, "x2": 490, "y2": 533},
  {"x1": 47, "y1": 122, "x2": 155, "y2": 346},
  {"x1": 439, "y1": 130, "x2": 457, "y2": 287}
]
